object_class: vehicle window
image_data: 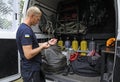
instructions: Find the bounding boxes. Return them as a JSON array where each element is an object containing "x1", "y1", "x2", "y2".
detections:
[{"x1": 0, "y1": 0, "x2": 18, "y2": 32}]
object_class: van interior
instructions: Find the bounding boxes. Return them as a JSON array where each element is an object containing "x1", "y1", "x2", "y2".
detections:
[
  {"x1": 27, "y1": 0, "x2": 116, "y2": 82},
  {"x1": 30, "y1": 0, "x2": 115, "y2": 42},
  {"x1": 0, "y1": 0, "x2": 116, "y2": 82}
]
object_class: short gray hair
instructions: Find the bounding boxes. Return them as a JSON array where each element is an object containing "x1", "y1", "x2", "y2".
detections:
[{"x1": 26, "y1": 6, "x2": 42, "y2": 17}]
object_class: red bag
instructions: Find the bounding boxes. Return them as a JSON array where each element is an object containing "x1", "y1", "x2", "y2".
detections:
[{"x1": 69, "y1": 52, "x2": 79, "y2": 62}]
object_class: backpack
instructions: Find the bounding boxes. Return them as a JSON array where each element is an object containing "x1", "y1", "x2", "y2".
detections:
[
  {"x1": 70, "y1": 52, "x2": 101, "y2": 77},
  {"x1": 41, "y1": 45, "x2": 67, "y2": 74}
]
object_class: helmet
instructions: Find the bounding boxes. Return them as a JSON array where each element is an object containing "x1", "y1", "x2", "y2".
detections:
[{"x1": 106, "y1": 38, "x2": 116, "y2": 47}]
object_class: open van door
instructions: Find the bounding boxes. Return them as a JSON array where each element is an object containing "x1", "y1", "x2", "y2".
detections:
[
  {"x1": 0, "y1": 0, "x2": 21, "y2": 82},
  {"x1": 113, "y1": 0, "x2": 120, "y2": 82}
]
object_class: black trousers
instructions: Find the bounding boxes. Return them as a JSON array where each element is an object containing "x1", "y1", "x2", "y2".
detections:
[{"x1": 22, "y1": 70, "x2": 46, "y2": 82}]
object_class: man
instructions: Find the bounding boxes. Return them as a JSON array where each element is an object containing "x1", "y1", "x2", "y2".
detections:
[{"x1": 16, "y1": 6, "x2": 57, "y2": 82}]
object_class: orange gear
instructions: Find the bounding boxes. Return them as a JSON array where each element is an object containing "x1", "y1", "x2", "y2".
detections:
[{"x1": 106, "y1": 38, "x2": 116, "y2": 47}]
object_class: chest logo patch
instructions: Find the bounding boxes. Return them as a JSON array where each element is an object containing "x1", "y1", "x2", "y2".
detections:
[{"x1": 25, "y1": 34, "x2": 30, "y2": 38}]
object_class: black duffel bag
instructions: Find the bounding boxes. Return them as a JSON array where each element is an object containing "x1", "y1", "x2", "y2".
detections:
[
  {"x1": 41, "y1": 45, "x2": 67, "y2": 74},
  {"x1": 71, "y1": 54, "x2": 101, "y2": 77}
]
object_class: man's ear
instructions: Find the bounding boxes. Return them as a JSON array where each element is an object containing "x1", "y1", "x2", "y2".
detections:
[{"x1": 31, "y1": 14, "x2": 34, "y2": 18}]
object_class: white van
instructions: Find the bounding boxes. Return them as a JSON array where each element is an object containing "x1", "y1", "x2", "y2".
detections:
[{"x1": 0, "y1": 0, "x2": 120, "y2": 82}]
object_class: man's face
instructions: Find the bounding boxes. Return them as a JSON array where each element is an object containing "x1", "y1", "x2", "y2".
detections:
[{"x1": 31, "y1": 14, "x2": 41, "y2": 26}]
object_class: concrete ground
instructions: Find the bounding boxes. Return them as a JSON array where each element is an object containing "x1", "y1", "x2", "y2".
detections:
[{"x1": 14, "y1": 78, "x2": 23, "y2": 82}]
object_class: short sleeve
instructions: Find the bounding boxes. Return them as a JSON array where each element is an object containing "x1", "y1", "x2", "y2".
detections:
[{"x1": 21, "y1": 29, "x2": 32, "y2": 45}]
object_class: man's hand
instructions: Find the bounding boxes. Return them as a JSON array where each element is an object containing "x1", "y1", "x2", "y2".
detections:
[
  {"x1": 48, "y1": 38, "x2": 57, "y2": 46},
  {"x1": 39, "y1": 42, "x2": 50, "y2": 49},
  {"x1": 38, "y1": 38, "x2": 57, "y2": 49}
]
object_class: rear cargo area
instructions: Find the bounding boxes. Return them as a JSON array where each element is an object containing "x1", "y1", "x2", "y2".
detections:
[
  {"x1": 27, "y1": 0, "x2": 116, "y2": 82},
  {"x1": 34, "y1": 0, "x2": 115, "y2": 46}
]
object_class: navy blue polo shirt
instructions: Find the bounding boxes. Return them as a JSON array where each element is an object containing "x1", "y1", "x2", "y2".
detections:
[{"x1": 16, "y1": 23, "x2": 41, "y2": 72}]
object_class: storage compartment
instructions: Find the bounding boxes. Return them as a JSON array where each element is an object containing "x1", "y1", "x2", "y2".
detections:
[
  {"x1": 55, "y1": 0, "x2": 115, "y2": 36},
  {"x1": 32, "y1": 0, "x2": 115, "y2": 42},
  {"x1": 28, "y1": 0, "x2": 116, "y2": 82},
  {"x1": 54, "y1": 0, "x2": 115, "y2": 52}
]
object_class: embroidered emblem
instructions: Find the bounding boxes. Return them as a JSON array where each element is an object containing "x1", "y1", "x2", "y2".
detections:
[{"x1": 25, "y1": 34, "x2": 30, "y2": 38}]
